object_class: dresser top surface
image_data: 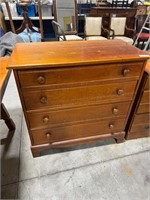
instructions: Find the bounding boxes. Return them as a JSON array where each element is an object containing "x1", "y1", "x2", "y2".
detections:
[{"x1": 8, "y1": 40, "x2": 149, "y2": 70}]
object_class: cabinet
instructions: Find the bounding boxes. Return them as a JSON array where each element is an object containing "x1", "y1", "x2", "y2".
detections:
[
  {"x1": 8, "y1": 40, "x2": 149, "y2": 157},
  {"x1": 125, "y1": 59, "x2": 150, "y2": 139}
]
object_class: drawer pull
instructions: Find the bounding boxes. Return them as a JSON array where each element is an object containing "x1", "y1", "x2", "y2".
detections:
[
  {"x1": 109, "y1": 123, "x2": 114, "y2": 129},
  {"x1": 145, "y1": 125, "x2": 149, "y2": 130},
  {"x1": 46, "y1": 132, "x2": 51, "y2": 140},
  {"x1": 112, "y1": 107, "x2": 118, "y2": 115},
  {"x1": 37, "y1": 76, "x2": 45, "y2": 84},
  {"x1": 117, "y1": 89, "x2": 124, "y2": 96},
  {"x1": 40, "y1": 96, "x2": 47, "y2": 104},
  {"x1": 122, "y1": 68, "x2": 130, "y2": 76},
  {"x1": 43, "y1": 116, "x2": 49, "y2": 124}
]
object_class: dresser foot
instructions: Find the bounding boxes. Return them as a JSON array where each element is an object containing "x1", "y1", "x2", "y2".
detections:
[
  {"x1": 114, "y1": 132, "x2": 125, "y2": 143},
  {"x1": 31, "y1": 148, "x2": 41, "y2": 157}
]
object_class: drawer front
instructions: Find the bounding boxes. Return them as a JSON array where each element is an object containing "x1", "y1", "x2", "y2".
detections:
[
  {"x1": 18, "y1": 62, "x2": 143, "y2": 88},
  {"x1": 144, "y1": 76, "x2": 149, "y2": 90},
  {"x1": 132, "y1": 113, "x2": 149, "y2": 125},
  {"x1": 23, "y1": 81, "x2": 137, "y2": 110},
  {"x1": 140, "y1": 90, "x2": 149, "y2": 104},
  {"x1": 127, "y1": 130, "x2": 149, "y2": 139},
  {"x1": 27, "y1": 102, "x2": 131, "y2": 129},
  {"x1": 31, "y1": 118, "x2": 126, "y2": 145},
  {"x1": 137, "y1": 103, "x2": 149, "y2": 114},
  {"x1": 130, "y1": 123, "x2": 150, "y2": 133}
]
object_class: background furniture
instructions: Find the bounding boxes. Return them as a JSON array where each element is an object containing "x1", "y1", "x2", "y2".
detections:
[
  {"x1": 52, "y1": 19, "x2": 83, "y2": 41},
  {"x1": 108, "y1": 16, "x2": 135, "y2": 45},
  {"x1": 125, "y1": 57, "x2": 150, "y2": 140},
  {"x1": 8, "y1": 40, "x2": 149, "y2": 157},
  {"x1": 5, "y1": 0, "x2": 44, "y2": 42},
  {"x1": 0, "y1": 57, "x2": 15, "y2": 131},
  {"x1": 89, "y1": 7, "x2": 137, "y2": 37},
  {"x1": 84, "y1": 16, "x2": 108, "y2": 40},
  {"x1": 134, "y1": 14, "x2": 150, "y2": 50},
  {"x1": 52, "y1": 20, "x2": 66, "y2": 40},
  {"x1": 53, "y1": 0, "x2": 82, "y2": 40}
]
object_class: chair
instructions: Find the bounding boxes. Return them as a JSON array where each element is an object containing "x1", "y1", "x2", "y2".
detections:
[
  {"x1": 108, "y1": 16, "x2": 135, "y2": 45},
  {"x1": 52, "y1": 20, "x2": 66, "y2": 41},
  {"x1": 84, "y1": 16, "x2": 108, "y2": 40},
  {"x1": 53, "y1": 0, "x2": 83, "y2": 41},
  {"x1": 133, "y1": 14, "x2": 150, "y2": 49},
  {"x1": 52, "y1": 20, "x2": 82, "y2": 41},
  {"x1": 5, "y1": 0, "x2": 44, "y2": 42}
]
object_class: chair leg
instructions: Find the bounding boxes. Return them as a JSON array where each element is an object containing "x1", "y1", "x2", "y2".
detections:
[{"x1": 1, "y1": 103, "x2": 15, "y2": 131}]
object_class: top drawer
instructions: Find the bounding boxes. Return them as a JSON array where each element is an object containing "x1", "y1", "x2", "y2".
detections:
[{"x1": 18, "y1": 62, "x2": 144, "y2": 88}]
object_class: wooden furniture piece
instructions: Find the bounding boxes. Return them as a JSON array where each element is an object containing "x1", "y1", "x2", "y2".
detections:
[
  {"x1": 5, "y1": 0, "x2": 44, "y2": 42},
  {"x1": 8, "y1": 40, "x2": 149, "y2": 157},
  {"x1": 107, "y1": 16, "x2": 135, "y2": 45},
  {"x1": 89, "y1": 7, "x2": 137, "y2": 37},
  {"x1": 0, "y1": 57, "x2": 15, "y2": 131},
  {"x1": 52, "y1": 20, "x2": 83, "y2": 41},
  {"x1": 53, "y1": 0, "x2": 82, "y2": 41},
  {"x1": 84, "y1": 16, "x2": 108, "y2": 40},
  {"x1": 125, "y1": 57, "x2": 150, "y2": 139}
]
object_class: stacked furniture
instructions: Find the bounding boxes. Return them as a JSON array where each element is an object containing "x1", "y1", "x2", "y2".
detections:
[
  {"x1": 8, "y1": 40, "x2": 149, "y2": 157},
  {"x1": 126, "y1": 58, "x2": 150, "y2": 139}
]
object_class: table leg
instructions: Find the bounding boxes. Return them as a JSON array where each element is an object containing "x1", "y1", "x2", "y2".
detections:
[{"x1": 1, "y1": 103, "x2": 16, "y2": 131}]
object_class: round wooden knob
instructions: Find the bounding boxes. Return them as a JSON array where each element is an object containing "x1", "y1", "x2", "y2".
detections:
[
  {"x1": 37, "y1": 76, "x2": 45, "y2": 84},
  {"x1": 122, "y1": 68, "x2": 130, "y2": 76},
  {"x1": 46, "y1": 132, "x2": 51, "y2": 140},
  {"x1": 43, "y1": 116, "x2": 49, "y2": 124},
  {"x1": 117, "y1": 89, "x2": 124, "y2": 96},
  {"x1": 112, "y1": 107, "x2": 118, "y2": 115},
  {"x1": 40, "y1": 96, "x2": 47, "y2": 104},
  {"x1": 109, "y1": 123, "x2": 114, "y2": 129},
  {"x1": 145, "y1": 125, "x2": 149, "y2": 130}
]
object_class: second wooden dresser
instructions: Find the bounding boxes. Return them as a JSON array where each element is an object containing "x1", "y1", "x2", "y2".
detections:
[
  {"x1": 8, "y1": 40, "x2": 149, "y2": 156},
  {"x1": 126, "y1": 58, "x2": 150, "y2": 139}
]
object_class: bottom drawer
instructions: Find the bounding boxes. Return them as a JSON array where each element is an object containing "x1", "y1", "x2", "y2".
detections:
[
  {"x1": 132, "y1": 113, "x2": 149, "y2": 125},
  {"x1": 127, "y1": 130, "x2": 150, "y2": 140},
  {"x1": 130, "y1": 123, "x2": 150, "y2": 133},
  {"x1": 31, "y1": 118, "x2": 126, "y2": 145}
]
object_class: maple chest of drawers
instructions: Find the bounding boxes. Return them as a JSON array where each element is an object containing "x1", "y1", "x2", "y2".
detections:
[
  {"x1": 126, "y1": 58, "x2": 150, "y2": 139},
  {"x1": 8, "y1": 40, "x2": 149, "y2": 157}
]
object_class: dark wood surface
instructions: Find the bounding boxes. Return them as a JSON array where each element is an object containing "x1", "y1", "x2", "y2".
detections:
[
  {"x1": 125, "y1": 57, "x2": 150, "y2": 139},
  {"x1": 8, "y1": 40, "x2": 149, "y2": 156},
  {"x1": 0, "y1": 57, "x2": 15, "y2": 131}
]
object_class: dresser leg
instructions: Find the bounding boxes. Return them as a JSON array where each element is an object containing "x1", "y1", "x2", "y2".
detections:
[
  {"x1": 115, "y1": 137, "x2": 124, "y2": 143},
  {"x1": 31, "y1": 147, "x2": 41, "y2": 157},
  {"x1": 1, "y1": 103, "x2": 16, "y2": 131},
  {"x1": 114, "y1": 133, "x2": 125, "y2": 143}
]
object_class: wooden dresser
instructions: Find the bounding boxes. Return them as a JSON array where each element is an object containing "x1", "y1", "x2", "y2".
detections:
[
  {"x1": 125, "y1": 58, "x2": 150, "y2": 140},
  {"x1": 8, "y1": 40, "x2": 149, "y2": 157}
]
